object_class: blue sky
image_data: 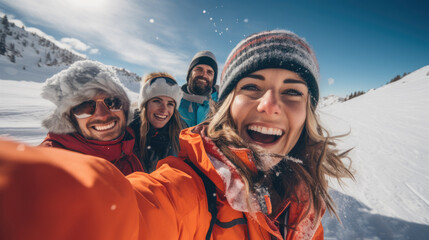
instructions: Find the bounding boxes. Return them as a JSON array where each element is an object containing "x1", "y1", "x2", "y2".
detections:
[{"x1": 1, "y1": 0, "x2": 428, "y2": 97}]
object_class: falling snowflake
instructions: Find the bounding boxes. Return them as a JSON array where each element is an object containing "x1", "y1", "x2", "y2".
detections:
[
  {"x1": 225, "y1": 27, "x2": 229, "y2": 31},
  {"x1": 210, "y1": 17, "x2": 213, "y2": 21},
  {"x1": 16, "y1": 144, "x2": 25, "y2": 151},
  {"x1": 244, "y1": 18, "x2": 249, "y2": 23},
  {"x1": 203, "y1": 10, "x2": 206, "y2": 14},
  {"x1": 149, "y1": 18, "x2": 155, "y2": 23}
]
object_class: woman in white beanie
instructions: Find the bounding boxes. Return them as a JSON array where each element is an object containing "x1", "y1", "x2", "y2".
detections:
[{"x1": 129, "y1": 72, "x2": 183, "y2": 173}]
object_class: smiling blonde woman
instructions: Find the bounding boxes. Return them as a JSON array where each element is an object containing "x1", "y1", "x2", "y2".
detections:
[{"x1": 129, "y1": 72, "x2": 183, "y2": 173}]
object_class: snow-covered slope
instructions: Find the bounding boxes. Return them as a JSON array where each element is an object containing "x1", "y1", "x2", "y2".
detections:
[
  {"x1": 1, "y1": 65, "x2": 429, "y2": 239},
  {"x1": 320, "y1": 65, "x2": 429, "y2": 239}
]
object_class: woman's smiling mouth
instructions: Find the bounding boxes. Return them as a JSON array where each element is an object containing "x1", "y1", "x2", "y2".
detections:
[
  {"x1": 154, "y1": 114, "x2": 168, "y2": 121},
  {"x1": 246, "y1": 124, "x2": 284, "y2": 144}
]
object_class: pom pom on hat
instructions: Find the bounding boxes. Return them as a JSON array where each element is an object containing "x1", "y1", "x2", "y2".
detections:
[{"x1": 219, "y1": 30, "x2": 320, "y2": 107}]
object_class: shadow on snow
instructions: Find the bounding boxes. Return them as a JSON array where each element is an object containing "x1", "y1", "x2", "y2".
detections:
[{"x1": 322, "y1": 190, "x2": 429, "y2": 240}]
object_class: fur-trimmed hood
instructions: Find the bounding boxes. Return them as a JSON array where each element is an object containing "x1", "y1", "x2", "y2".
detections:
[{"x1": 41, "y1": 60, "x2": 132, "y2": 134}]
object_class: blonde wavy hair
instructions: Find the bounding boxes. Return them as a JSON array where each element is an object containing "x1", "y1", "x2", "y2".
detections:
[{"x1": 204, "y1": 88, "x2": 354, "y2": 225}]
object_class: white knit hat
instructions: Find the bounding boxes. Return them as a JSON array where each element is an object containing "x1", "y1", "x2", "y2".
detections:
[
  {"x1": 41, "y1": 60, "x2": 131, "y2": 134},
  {"x1": 138, "y1": 74, "x2": 183, "y2": 109}
]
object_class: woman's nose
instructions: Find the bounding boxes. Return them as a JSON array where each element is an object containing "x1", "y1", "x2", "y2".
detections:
[
  {"x1": 159, "y1": 102, "x2": 167, "y2": 111},
  {"x1": 256, "y1": 90, "x2": 281, "y2": 115}
]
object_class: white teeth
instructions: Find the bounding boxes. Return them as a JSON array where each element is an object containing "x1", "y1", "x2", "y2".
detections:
[
  {"x1": 155, "y1": 114, "x2": 167, "y2": 119},
  {"x1": 94, "y1": 121, "x2": 115, "y2": 131},
  {"x1": 248, "y1": 125, "x2": 283, "y2": 136}
]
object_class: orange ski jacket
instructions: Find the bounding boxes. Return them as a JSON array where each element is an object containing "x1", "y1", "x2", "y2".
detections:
[{"x1": 0, "y1": 126, "x2": 324, "y2": 240}]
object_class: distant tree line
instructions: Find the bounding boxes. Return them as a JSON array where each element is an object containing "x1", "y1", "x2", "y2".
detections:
[
  {"x1": 343, "y1": 72, "x2": 412, "y2": 102},
  {"x1": 388, "y1": 72, "x2": 409, "y2": 84},
  {"x1": 344, "y1": 90, "x2": 366, "y2": 101},
  {"x1": 0, "y1": 15, "x2": 9, "y2": 56}
]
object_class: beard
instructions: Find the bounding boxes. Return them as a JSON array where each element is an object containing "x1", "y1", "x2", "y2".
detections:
[{"x1": 189, "y1": 76, "x2": 212, "y2": 95}]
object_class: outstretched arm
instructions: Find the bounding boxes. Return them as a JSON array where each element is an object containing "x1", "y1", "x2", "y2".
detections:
[{"x1": 0, "y1": 139, "x2": 141, "y2": 240}]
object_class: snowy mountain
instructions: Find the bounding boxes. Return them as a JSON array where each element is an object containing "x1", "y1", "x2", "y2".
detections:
[
  {"x1": 319, "y1": 94, "x2": 345, "y2": 108},
  {"x1": 319, "y1": 65, "x2": 429, "y2": 239},
  {"x1": 0, "y1": 14, "x2": 140, "y2": 92}
]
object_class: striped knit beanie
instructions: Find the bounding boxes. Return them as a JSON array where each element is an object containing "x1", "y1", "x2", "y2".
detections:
[{"x1": 219, "y1": 30, "x2": 320, "y2": 107}]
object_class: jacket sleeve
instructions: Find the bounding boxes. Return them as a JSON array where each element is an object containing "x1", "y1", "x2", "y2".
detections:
[
  {"x1": 39, "y1": 139, "x2": 65, "y2": 148},
  {"x1": 126, "y1": 156, "x2": 212, "y2": 239},
  {"x1": 0, "y1": 139, "x2": 141, "y2": 240},
  {"x1": 0, "y1": 140, "x2": 212, "y2": 240}
]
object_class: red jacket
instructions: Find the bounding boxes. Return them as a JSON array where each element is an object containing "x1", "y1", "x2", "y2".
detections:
[{"x1": 40, "y1": 127, "x2": 144, "y2": 175}]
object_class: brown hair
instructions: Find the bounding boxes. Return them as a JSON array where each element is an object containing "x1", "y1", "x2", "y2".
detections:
[
  {"x1": 139, "y1": 106, "x2": 181, "y2": 159},
  {"x1": 139, "y1": 72, "x2": 182, "y2": 162}
]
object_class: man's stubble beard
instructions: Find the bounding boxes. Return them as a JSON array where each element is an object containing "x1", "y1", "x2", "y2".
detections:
[{"x1": 189, "y1": 76, "x2": 211, "y2": 95}]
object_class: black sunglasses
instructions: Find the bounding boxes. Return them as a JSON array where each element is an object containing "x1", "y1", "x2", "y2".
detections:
[
  {"x1": 71, "y1": 97, "x2": 123, "y2": 119},
  {"x1": 150, "y1": 77, "x2": 177, "y2": 86}
]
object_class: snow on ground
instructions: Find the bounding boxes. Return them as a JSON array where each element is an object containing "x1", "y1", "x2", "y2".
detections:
[
  {"x1": 0, "y1": 79, "x2": 52, "y2": 144},
  {"x1": 319, "y1": 66, "x2": 429, "y2": 239},
  {"x1": 1, "y1": 65, "x2": 429, "y2": 239},
  {"x1": 0, "y1": 57, "x2": 69, "y2": 82}
]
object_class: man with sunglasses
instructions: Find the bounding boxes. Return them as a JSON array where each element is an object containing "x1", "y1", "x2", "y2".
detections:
[
  {"x1": 179, "y1": 50, "x2": 219, "y2": 127},
  {"x1": 40, "y1": 60, "x2": 144, "y2": 175}
]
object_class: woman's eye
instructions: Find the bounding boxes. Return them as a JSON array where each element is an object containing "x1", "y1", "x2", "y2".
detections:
[
  {"x1": 283, "y1": 89, "x2": 303, "y2": 96},
  {"x1": 241, "y1": 84, "x2": 260, "y2": 91},
  {"x1": 168, "y1": 102, "x2": 175, "y2": 107}
]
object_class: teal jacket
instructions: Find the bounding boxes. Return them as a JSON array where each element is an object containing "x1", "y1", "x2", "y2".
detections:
[{"x1": 178, "y1": 84, "x2": 218, "y2": 128}]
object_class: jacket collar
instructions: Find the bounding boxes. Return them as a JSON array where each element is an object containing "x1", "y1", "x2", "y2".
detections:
[
  {"x1": 181, "y1": 84, "x2": 215, "y2": 104},
  {"x1": 179, "y1": 125, "x2": 264, "y2": 212},
  {"x1": 45, "y1": 127, "x2": 135, "y2": 163}
]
